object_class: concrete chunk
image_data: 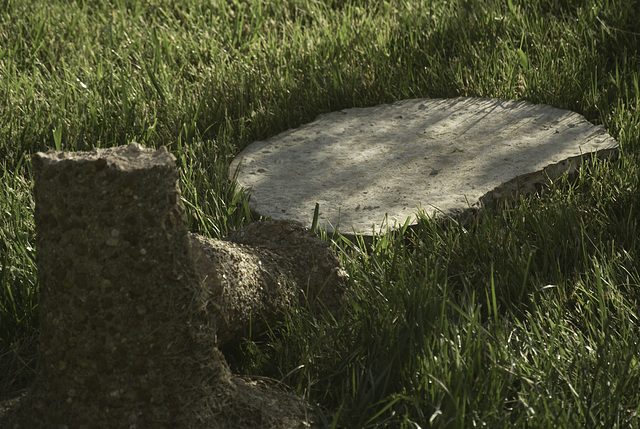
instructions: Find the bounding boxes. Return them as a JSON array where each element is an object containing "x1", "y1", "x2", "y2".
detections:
[
  {"x1": 17, "y1": 143, "x2": 316, "y2": 428},
  {"x1": 230, "y1": 97, "x2": 619, "y2": 235}
]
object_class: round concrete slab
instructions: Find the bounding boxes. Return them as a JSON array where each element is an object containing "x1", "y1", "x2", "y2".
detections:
[{"x1": 230, "y1": 97, "x2": 618, "y2": 235}]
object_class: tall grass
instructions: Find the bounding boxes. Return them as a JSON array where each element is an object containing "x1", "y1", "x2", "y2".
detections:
[{"x1": 1, "y1": 0, "x2": 640, "y2": 426}]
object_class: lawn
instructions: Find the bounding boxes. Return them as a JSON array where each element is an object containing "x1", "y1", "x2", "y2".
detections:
[{"x1": 1, "y1": 0, "x2": 639, "y2": 427}]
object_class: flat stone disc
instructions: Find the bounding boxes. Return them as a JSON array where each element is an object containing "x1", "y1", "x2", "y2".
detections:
[{"x1": 230, "y1": 97, "x2": 618, "y2": 235}]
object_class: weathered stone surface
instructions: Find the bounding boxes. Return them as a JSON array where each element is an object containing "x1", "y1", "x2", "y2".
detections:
[
  {"x1": 230, "y1": 97, "x2": 619, "y2": 235},
  {"x1": 225, "y1": 220, "x2": 347, "y2": 313},
  {"x1": 191, "y1": 220, "x2": 347, "y2": 345},
  {"x1": 9, "y1": 143, "x2": 315, "y2": 428}
]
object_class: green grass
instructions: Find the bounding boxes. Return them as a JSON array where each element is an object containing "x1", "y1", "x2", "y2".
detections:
[{"x1": 2, "y1": 0, "x2": 640, "y2": 427}]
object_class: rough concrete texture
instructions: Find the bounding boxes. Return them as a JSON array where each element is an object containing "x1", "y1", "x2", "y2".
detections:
[
  {"x1": 224, "y1": 220, "x2": 347, "y2": 312},
  {"x1": 191, "y1": 220, "x2": 347, "y2": 345},
  {"x1": 11, "y1": 143, "x2": 314, "y2": 428},
  {"x1": 230, "y1": 97, "x2": 619, "y2": 235}
]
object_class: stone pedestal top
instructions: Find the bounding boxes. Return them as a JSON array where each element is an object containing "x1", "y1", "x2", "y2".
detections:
[
  {"x1": 230, "y1": 97, "x2": 618, "y2": 235},
  {"x1": 35, "y1": 141, "x2": 175, "y2": 169}
]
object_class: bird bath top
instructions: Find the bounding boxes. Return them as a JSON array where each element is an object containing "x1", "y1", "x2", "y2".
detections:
[{"x1": 230, "y1": 97, "x2": 618, "y2": 236}]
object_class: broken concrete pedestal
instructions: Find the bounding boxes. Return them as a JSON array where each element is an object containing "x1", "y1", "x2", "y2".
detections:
[
  {"x1": 192, "y1": 220, "x2": 347, "y2": 345},
  {"x1": 12, "y1": 143, "x2": 341, "y2": 428},
  {"x1": 231, "y1": 97, "x2": 619, "y2": 235}
]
